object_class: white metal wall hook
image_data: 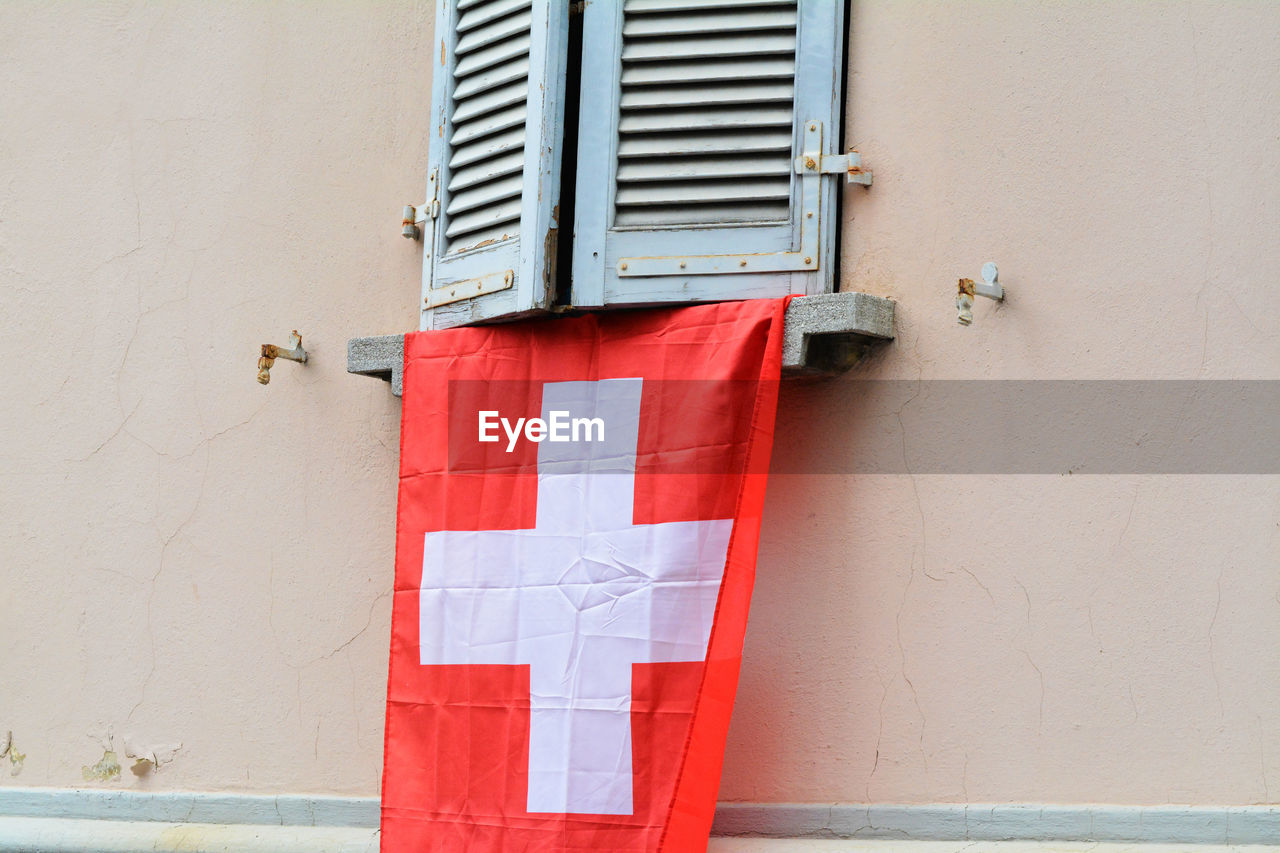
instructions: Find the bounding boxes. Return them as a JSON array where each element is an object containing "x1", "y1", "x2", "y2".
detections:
[
  {"x1": 976, "y1": 262, "x2": 1004, "y2": 299},
  {"x1": 957, "y1": 261, "x2": 1005, "y2": 325}
]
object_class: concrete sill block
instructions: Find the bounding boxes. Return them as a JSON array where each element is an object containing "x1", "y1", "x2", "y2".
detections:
[{"x1": 347, "y1": 292, "x2": 896, "y2": 396}]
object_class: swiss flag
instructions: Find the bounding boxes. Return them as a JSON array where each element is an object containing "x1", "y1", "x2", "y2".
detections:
[{"x1": 381, "y1": 299, "x2": 786, "y2": 852}]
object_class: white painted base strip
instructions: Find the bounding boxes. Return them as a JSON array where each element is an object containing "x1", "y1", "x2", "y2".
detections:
[
  {"x1": 0, "y1": 790, "x2": 1276, "y2": 849},
  {"x1": 0, "y1": 789, "x2": 379, "y2": 826},
  {"x1": 711, "y1": 804, "x2": 1280, "y2": 846},
  {"x1": 706, "y1": 843, "x2": 1273, "y2": 853},
  {"x1": 0, "y1": 817, "x2": 377, "y2": 853}
]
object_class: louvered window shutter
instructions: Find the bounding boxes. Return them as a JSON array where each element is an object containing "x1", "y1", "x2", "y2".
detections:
[
  {"x1": 420, "y1": 0, "x2": 567, "y2": 330},
  {"x1": 571, "y1": 0, "x2": 850, "y2": 307}
]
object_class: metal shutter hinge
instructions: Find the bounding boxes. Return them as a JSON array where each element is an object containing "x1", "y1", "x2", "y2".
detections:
[{"x1": 401, "y1": 169, "x2": 441, "y2": 240}]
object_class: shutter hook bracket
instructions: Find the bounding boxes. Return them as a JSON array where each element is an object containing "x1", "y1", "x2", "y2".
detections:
[
  {"x1": 957, "y1": 262, "x2": 1004, "y2": 325},
  {"x1": 798, "y1": 149, "x2": 873, "y2": 186},
  {"x1": 257, "y1": 330, "x2": 308, "y2": 385}
]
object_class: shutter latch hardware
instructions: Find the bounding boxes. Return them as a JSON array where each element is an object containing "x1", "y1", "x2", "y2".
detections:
[
  {"x1": 401, "y1": 170, "x2": 441, "y2": 240},
  {"x1": 796, "y1": 150, "x2": 873, "y2": 186}
]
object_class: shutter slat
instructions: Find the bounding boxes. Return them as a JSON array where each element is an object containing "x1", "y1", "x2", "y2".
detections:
[
  {"x1": 622, "y1": 32, "x2": 793, "y2": 61},
  {"x1": 458, "y1": 0, "x2": 532, "y2": 34},
  {"x1": 619, "y1": 105, "x2": 792, "y2": 133},
  {"x1": 622, "y1": 7, "x2": 796, "y2": 37},
  {"x1": 612, "y1": 202, "x2": 788, "y2": 228},
  {"x1": 451, "y1": 77, "x2": 529, "y2": 124},
  {"x1": 456, "y1": 9, "x2": 533, "y2": 55},
  {"x1": 618, "y1": 128, "x2": 792, "y2": 158},
  {"x1": 620, "y1": 80, "x2": 793, "y2": 110},
  {"x1": 449, "y1": 149, "x2": 526, "y2": 192},
  {"x1": 446, "y1": 173, "x2": 523, "y2": 217},
  {"x1": 442, "y1": 188, "x2": 517, "y2": 234},
  {"x1": 451, "y1": 102, "x2": 526, "y2": 146},
  {"x1": 450, "y1": 125, "x2": 526, "y2": 169},
  {"x1": 442, "y1": 198, "x2": 517, "y2": 239},
  {"x1": 617, "y1": 156, "x2": 788, "y2": 183},
  {"x1": 454, "y1": 54, "x2": 530, "y2": 100},
  {"x1": 621, "y1": 56, "x2": 793, "y2": 85},
  {"x1": 455, "y1": 31, "x2": 532, "y2": 77},
  {"x1": 447, "y1": 218, "x2": 520, "y2": 252},
  {"x1": 624, "y1": 0, "x2": 793, "y2": 9},
  {"x1": 624, "y1": 0, "x2": 795, "y2": 12},
  {"x1": 615, "y1": 178, "x2": 790, "y2": 206}
]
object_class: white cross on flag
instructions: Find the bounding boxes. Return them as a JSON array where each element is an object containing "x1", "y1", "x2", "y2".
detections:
[{"x1": 381, "y1": 301, "x2": 787, "y2": 852}]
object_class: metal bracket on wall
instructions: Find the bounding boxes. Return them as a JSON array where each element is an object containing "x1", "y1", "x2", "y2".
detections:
[
  {"x1": 615, "y1": 122, "x2": 872, "y2": 278},
  {"x1": 347, "y1": 291, "x2": 894, "y2": 396},
  {"x1": 257, "y1": 330, "x2": 308, "y2": 385}
]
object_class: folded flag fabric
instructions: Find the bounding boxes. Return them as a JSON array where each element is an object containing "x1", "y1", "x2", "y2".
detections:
[{"x1": 381, "y1": 299, "x2": 787, "y2": 852}]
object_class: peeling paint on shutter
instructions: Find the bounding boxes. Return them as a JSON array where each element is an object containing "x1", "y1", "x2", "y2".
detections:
[
  {"x1": 421, "y1": 0, "x2": 566, "y2": 330},
  {"x1": 572, "y1": 0, "x2": 848, "y2": 307}
]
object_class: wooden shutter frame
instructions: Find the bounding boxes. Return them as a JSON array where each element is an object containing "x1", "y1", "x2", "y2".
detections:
[
  {"x1": 421, "y1": 0, "x2": 568, "y2": 331},
  {"x1": 570, "y1": 0, "x2": 848, "y2": 308}
]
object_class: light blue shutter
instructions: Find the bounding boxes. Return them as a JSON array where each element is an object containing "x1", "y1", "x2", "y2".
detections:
[
  {"x1": 420, "y1": 0, "x2": 568, "y2": 330},
  {"x1": 571, "y1": 0, "x2": 850, "y2": 307}
]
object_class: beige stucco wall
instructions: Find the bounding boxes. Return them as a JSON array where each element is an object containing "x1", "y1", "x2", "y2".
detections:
[{"x1": 1, "y1": 0, "x2": 1276, "y2": 809}]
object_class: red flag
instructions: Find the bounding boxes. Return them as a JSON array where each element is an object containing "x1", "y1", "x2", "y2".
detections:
[{"x1": 381, "y1": 299, "x2": 786, "y2": 852}]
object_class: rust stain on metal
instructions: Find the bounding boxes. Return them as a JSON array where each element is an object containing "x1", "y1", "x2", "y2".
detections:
[
  {"x1": 958, "y1": 278, "x2": 977, "y2": 298},
  {"x1": 257, "y1": 331, "x2": 306, "y2": 385},
  {"x1": 257, "y1": 354, "x2": 275, "y2": 385},
  {"x1": 402, "y1": 204, "x2": 421, "y2": 239}
]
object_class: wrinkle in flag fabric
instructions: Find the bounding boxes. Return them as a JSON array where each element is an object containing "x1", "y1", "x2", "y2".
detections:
[{"x1": 381, "y1": 299, "x2": 787, "y2": 852}]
